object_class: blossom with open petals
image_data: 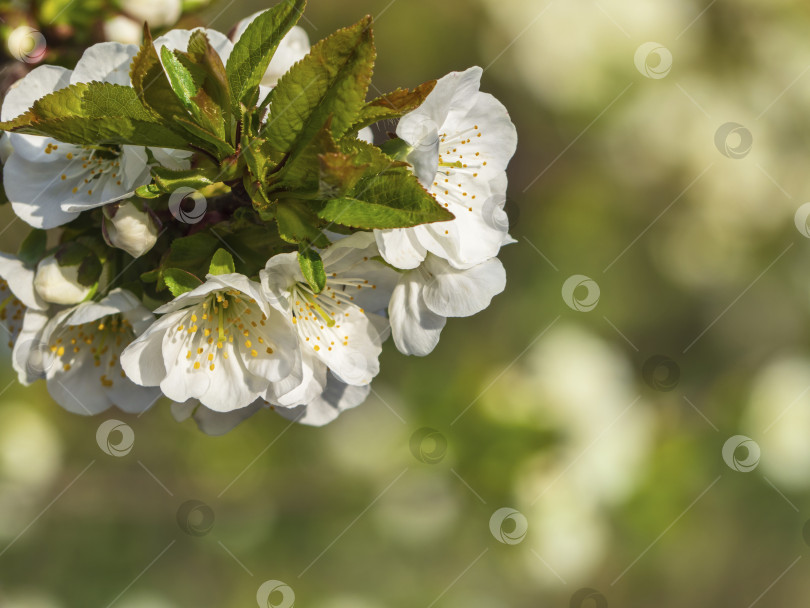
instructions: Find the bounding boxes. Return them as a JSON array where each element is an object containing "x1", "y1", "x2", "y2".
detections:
[
  {"x1": 261, "y1": 233, "x2": 398, "y2": 386},
  {"x1": 375, "y1": 66, "x2": 517, "y2": 271},
  {"x1": 26, "y1": 289, "x2": 161, "y2": 415},
  {"x1": 389, "y1": 255, "x2": 506, "y2": 356},
  {"x1": 121, "y1": 273, "x2": 298, "y2": 412},
  {"x1": 2, "y1": 42, "x2": 189, "y2": 229}
]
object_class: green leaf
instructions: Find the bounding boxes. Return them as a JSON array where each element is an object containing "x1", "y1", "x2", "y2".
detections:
[
  {"x1": 131, "y1": 26, "x2": 195, "y2": 123},
  {"x1": 160, "y1": 45, "x2": 200, "y2": 113},
  {"x1": 77, "y1": 254, "x2": 102, "y2": 287},
  {"x1": 174, "y1": 117, "x2": 235, "y2": 159},
  {"x1": 208, "y1": 248, "x2": 236, "y2": 275},
  {"x1": 264, "y1": 16, "x2": 375, "y2": 159},
  {"x1": 298, "y1": 245, "x2": 326, "y2": 294},
  {"x1": 151, "y1": 166, "x2": 218, "y2": 194},
  {"x1": 341, "y1": 138, "x2": 410, "y2": 174},
  {"x1": 349, "y1": 80, "x2": 437, "y2": 132},
  {"x1": 318, "y1": 151, "x2": 368, "y2": 197},
  {"x1": 163, "y1": 268, "x2": 204, "y2": 297},
  {"x1": 226, "y1": 0, "x2": 307, "y2": 112},
  {"x1": 213, "y1": 215, "x2": 289, "y2": 276},
  {"x1": 162, "y1": 232, "x2": 219, "y2": 277},
  {"x1": 268, "y1": 119, "x2": 339, "y2": 194},
  {"x1": 276, "y1": 200, "x2": 329, "y2": 247},
  {"x1": 316, "y1": 173, "x2": 454, "y2": 229},
  {"x1": 18, "y1": 229, "x2": 47, "y2": 267},
  {"x1": 55, "y1": 242, "x2": 91, "y2": 267},
  {"x1": 242, "y1": 135, "x2": 275, "y2": 183},
  {"x1": 0, "y1": 82, "x2": 192, "y2": 148},
  {"x1": 183, "y1": 31, "x2": 234, "y2": 142},
  {"x1": 130, "y1": 26, "x2": 231, "y2": 155}
]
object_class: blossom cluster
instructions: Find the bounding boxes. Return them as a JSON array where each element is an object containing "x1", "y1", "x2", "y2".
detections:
[{"x1": 0, "y1": 1, "x2": 517, "y2": 433}]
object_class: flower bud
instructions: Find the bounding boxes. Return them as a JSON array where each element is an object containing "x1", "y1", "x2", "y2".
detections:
[
  {"x1": 103, "y1": 15, "x2": 143, "y2": 45},
  {"x1": 120, "y1": 0, "x2": 181, "y2": 28},
  {"x1": 34, "y1": 255, "x2": 92, "y2": 305},
  {"x1": 103, "y1": 202, "x2": 159, "y2": 259}
]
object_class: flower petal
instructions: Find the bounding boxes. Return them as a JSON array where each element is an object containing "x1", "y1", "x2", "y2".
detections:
[
  {"x1": 173, "y1": 400, "x2": 263, "y2": 436},
  {"x1": 389, "y1": 271, "x2": 447, "y2": 356},
  {"x1": 0, "y1": 253, "x2": 45, "y2": 310},
  {"x1": 265, "y1": 349, "x2": 327, "y2": 407},
  {"x1": 1, "y1": 65, "x2": 71, "y2": 121},
  {"x1": 70, "y1": 42, "x2": 139, "y2": 86},
  {"x1": 154, "y1": 28, "x2": 234, "y2": 64},
  {"x1": 275, "y1": 372, "x2": 370, "y2": 426},
  {"x1": 422, "y1": 255, "x2": 506, "y2": 318},
  {"x1": 374, "y1": 228, "x2": 427, "y2": 270}
]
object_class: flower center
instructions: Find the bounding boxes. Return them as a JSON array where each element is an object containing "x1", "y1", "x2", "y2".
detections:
[
  {"x1": 48, "y1": 143, "x2": 124, "y2": 196},
  {"x1": 50, "y1": 314, "x2": 134, "y2": 386},
  {"x1": 289, "y1": 273, "x2": 377, "y2": 352},
  {"x1": 431, "y1": 124, "x2": 487, "y2": 216},
  {"x1": 174, "y1": 290, "x2": 272, "y2": 372}
]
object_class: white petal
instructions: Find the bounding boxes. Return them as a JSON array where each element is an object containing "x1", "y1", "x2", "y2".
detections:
[
  {"x1": 422, "y1": 256, "x2": 506, "y2": 318},
  {"x1": 374, "y1": 228, "x2": 426, "y2": 270},
  {"x1": 0, "y1": 253, "x2": 45, "y2": 310},
  {"x1": 107, "y1": 378, "x2": 162, "y2": 414},
  {"x1": 70, "y1": 42, "x2": 139, "y2": 86},
  {"x1": 121, "y1": 326, "x2": 167, "y2": 386},
  {"x1": 240, "y1": 308, "x2": 298, "y2": 383},
  {"x1": 183, "y1": 401, "x2": 263, "y2": 436},
  {"x1": 358, "y1": 127, "x2": 374, "y2": 145},
  {"x1": 11, "y1": 308, "x2": 50, "y2": 386},
  {"x1": 154, "y1": 28, "x2": 234, "y2": 64},
  {"x1": 4, "y1": 153, "x2": 82, "y2": 228},
  {"x1": 417, "y1": 172, "x2": 510, "y2": 269},
  {"x1": 263, "y1": 26, "x2": 310, "y2": 87},
  {"x1": 396, "y1": 67, "x2": 483, "y2": 179},
  {"x1": 120, "y1": 145, "x2": 150, "y2": 189},
  {"x1": 46, "y1": 356, "x2": 114, "y2": 415},
  {"x1": 265, "y1": 349, "x2": 327, "y2": 407},
  {"x1": 453, "y1": 92, "x2": 518, "y2": 175},
  {"x1": 1, "y1": 65, "x2": 71, "y2": 121},
  {"x1": 6, "y1": 133, "x2": 78, "y2": 163},
  {"x1": 275, "y1": 373, "x2": 370, "y2": 427},
  {"x1": 389, "y1": 271, "x2": 446, "y2": 356},
  {"x1": 67, "y1": 288, "x2": 146, "y2": 325}
]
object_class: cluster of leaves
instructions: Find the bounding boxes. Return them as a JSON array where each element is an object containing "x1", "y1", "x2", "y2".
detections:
[{"x1": 0, "y1": 0, "x2": 451, "y2": 297}]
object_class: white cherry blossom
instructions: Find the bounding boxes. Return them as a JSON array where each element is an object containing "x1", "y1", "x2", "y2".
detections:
[
  {"x1": 374, "y1": 67, "x2": 516, "y2": 356},
  {"x1": 2, "y1": 42, "x2": 190, "y2": 229},
  {"x1": 261, "y1": 232, "x2": 398, "y2": 387},
  {"x1": 29, "y1": 289, "x2": 161, "y2": 415},
  {"x1": 375, "y1": 66, "x2": 517, "y2": 271},
  {"x1": 121, "y1": 273, "x2": 298, "y2": 412},
  {"x1": 389, "y1": 255, "x2": 506, "y2": 356}
]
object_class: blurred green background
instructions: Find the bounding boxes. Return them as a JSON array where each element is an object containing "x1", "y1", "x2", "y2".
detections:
[{"x1": 3, "y1": 0, "x2": 810, "y2": 606}]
